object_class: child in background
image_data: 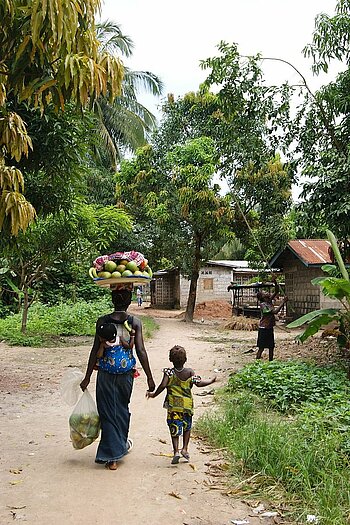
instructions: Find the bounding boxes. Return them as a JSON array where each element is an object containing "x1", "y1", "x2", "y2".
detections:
[
  {"x1": 136, "y1": 287, "x2": 143, "y2": 307},
  {"x1": 147, "y1": 345, "x2": 216, "y2": 464},
  {"x1": 256, "y1": 280, "x2": 288, "y2": 361}
]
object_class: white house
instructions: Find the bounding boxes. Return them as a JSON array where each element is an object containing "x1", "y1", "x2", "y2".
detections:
[{"x1": 151, "y1": 261, "x2": 259, "y2": 309}]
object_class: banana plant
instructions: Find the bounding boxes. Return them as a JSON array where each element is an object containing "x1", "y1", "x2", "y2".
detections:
[{"x1": 287, "y1": 230, "x2": 350, "y2": 352}]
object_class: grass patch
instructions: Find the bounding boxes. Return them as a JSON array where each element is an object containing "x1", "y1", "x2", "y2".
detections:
[
  {"x1": 230, "y1": 360, "x2": 349, "y2": 412},
  {"x1": 0, "y1": 299, "x2": 159, "y2": 347},
  {"x1": 197, "y1": 361, "x2": 350, "y2": 524}
]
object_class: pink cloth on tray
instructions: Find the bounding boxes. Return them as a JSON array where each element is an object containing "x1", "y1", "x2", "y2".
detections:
[{"x1": 93, "y1": 251, "x2": 145, "y2": 271}]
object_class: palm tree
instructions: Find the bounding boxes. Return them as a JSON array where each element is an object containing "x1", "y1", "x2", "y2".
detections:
[{"x1": 95, "y1": 21, "x2": 164, "y2": 167}]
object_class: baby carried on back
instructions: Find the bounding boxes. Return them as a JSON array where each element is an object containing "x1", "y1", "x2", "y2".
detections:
[{"x1": 96, "y1": 317, "x2": 136, "y2": 374}]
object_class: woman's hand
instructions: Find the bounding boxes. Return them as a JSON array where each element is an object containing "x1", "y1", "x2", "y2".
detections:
[
  {"x1": 146, "y1": 391, "x2": 155, "y2": 399},
  {"x1": 147, "y1": 377, "x2": 155, "y2": 392},
  {"x1": 80, "y1": 377, "x2": 90, "y2": 391}
]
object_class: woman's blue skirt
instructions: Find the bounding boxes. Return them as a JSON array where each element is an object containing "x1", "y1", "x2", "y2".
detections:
[{"x1": 95, "y1": 369, "x2": 134, "y2": 463}]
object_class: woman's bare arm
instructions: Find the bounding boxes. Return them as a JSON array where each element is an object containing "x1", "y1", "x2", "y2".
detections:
[{"x1": 133, "y1": 317, "x2": 155, "y2": 392}]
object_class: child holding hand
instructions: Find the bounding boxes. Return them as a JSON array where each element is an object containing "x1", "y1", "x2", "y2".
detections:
[{"x1": 147, "y1": 345, "x2": 216, "y2": 464}]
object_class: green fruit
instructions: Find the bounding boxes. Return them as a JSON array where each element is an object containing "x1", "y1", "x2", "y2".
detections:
[
  {"x1": 116, "y1": 264, "x2": 126, "y2": 273},
  {"x1": 89, "y1": 426, "x2": 100, "y2": 439},
  {"x1": 144, "y1": 266, "x2": 153, "y2": 278},
  {"x1": 72, "y1": 438, "x2": 86, "y2": 450},
  {"x1": 82, "y1": 437, "x2": 94, "y2": 447},
  {"x1": 142, "y1": 271, "x2": 150, "y2": 278},
  {"x1": 104, "y1": 260, "x2": 117, "y2": 272},
  {"x1": 111, "y1": 271, "x2": 122, "y2": 279},
  {"x1": 97, "y1": 271, "x2": 112, "y2": 279},
  {"x1": 91, "y1": 415, "x2": 100, "y2": 425},
  {"x1": 126, "y1": 261, "x2": 138, "y2": 272},
  {"x1": 133, "y1": 270, "x2": 143, "y2": 276},
  {"x1": 76, "y1": 424, "x2": 88, "y2": 435},
  {"x1": 122, "y1": 270, "x2": 133, "y2": 277},
  {"x1": 69, "y1": 414, "x2": 81, "y2": 427},
  {"x1": 119, "y1": 259, "x2": 129, "y2": 266}
]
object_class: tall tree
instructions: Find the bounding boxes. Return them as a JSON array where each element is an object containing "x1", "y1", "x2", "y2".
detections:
[
  {"x1": 1, "y1": 0, "x2": 123, "y2": 235},
  {"x1": 117, "y1": 138, "x2": 235, "y2": 321},
  {"x1": 231, "y1": 156, "x2": 294, "y2": 262},
  {"x1": 167, "y1": 137, "x2": 235, "y2": 321},
  {"x1": 154, "y1": 85, "x2": 294, "y2": 263},
  {"x1": 200, "y1": 42, "x2": 293, "y2": 177},
  {"x1": 294, "y1": 0, "x2": 350, "y2": 242}
]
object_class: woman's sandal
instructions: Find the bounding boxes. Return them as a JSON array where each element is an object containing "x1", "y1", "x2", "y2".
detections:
[
  {"x1": 181, "y1": 451, "x2": 190, "y2": 462},
  {"x1": 105, "y1": 461, "x2": 118, "y2": 470},
  {"x1": 127, "y1": 438, "x2": 134, "y2": 452}
]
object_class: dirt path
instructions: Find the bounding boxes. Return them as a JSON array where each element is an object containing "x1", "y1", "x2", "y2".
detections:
[{"x1": 0, "y1": 310, "x2": 293, "y2": 525}]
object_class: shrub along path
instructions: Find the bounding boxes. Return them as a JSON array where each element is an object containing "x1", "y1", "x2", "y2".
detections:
[{"x1": 0, "y1": 310, "x2": 312, "y2": 525}]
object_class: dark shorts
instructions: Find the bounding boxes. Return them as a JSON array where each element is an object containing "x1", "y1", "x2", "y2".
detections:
[
  {"x1": 167, "y1": 412, "x2": 192, "y2": 437},
  {"x1": 257, "y1": 327, "x2": 275, "y2": 349}
]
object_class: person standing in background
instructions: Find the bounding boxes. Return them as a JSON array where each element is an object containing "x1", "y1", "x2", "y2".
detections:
[
  {"x1": 256, "y1": 281, "x2": 288, "y2": 361},
  {"x1": 136, "y1": 286, "x2": 143, "y2": 307}
]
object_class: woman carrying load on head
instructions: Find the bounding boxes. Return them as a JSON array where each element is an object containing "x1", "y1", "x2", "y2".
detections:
[{"x1": 80, "y1": 285, "x2": 155, "y2": 470}]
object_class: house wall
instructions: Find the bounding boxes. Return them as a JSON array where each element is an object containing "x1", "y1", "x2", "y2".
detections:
[
  {"x1": 284, "y1": 257, "x2": 321, "y2": 318},
  {"x1": 151, "y1": 273, "x2": 177, "y2": 308},
  {"x1": 320, "y1": 293, "x2": 342, "y2": 310},
  {"x1": 179, "y1": 266, "x2": 233, "y2": 307},
  {"x1": 152, "y1": 265, "x2": 258, "y2": 309},
  {"x1": 283, "y1": 256, "x2": 340, "y2": 317}
]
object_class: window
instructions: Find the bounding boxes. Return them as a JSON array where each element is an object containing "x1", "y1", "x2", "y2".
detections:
[{"x1": 203, "y1": 278, "x2": 213, "y2": 290}]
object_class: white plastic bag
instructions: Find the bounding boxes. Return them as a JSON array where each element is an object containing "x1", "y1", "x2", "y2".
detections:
[
  {"x1": 60, "y1": 368, "x2": 84, "y2": 406},
  {"x1": 69, "y1": 389, "x2": 100, "y2": 450}
]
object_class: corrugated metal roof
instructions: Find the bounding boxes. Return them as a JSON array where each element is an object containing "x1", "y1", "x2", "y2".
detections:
[
  {"x1": 207, "y1": 260, "x2": 250, "y2": 268},
  {"x1": 288, "y1": 239, "x2": 331, "y2": 266}
]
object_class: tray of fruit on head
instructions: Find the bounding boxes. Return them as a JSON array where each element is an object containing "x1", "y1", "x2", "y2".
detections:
[{"x1": 89, "y1": 250, "x2": 153, "y2": 288}]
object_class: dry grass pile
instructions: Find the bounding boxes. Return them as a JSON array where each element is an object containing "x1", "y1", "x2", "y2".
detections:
[{"x1": 222, "y1": 315, "x2": 259, "y2": 331}]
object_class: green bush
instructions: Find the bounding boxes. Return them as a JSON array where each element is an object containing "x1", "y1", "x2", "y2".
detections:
[
  {"x1": 36, "y1": 264, "x2": 109, "y2": 306},
  {"x1": 229, "y1": 360, "x2": 349, "y2": 411},
  {"x1": 198, "y1": 361, "x2": 350, "y2": 524},
  {"x1": 0, "y1": 299, "x2": 158, "y2": 346}
]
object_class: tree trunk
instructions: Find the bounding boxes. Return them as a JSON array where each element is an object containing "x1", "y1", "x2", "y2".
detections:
[
  {"x1": 184, "y1": 235, "x2": 201, "y2": 322},
  {"x1": 21, "y1": 288, "x2": 29, "y2": 333}
]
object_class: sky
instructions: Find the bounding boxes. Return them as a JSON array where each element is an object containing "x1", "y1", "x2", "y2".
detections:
[
  {"x1": 100, "y1": 0, "x2": 340, "y2": 118},
  {"x1": 99, "y1": 1, "x2": 340, "y2": 200}
]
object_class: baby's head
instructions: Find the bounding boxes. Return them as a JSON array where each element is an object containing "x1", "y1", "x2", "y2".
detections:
[
  {"x1": 97, "y1": 323, "x2": 117, "y2": 343},
  {"x1": 169, "y1": 345, "x2": 187, "y2": 368}
]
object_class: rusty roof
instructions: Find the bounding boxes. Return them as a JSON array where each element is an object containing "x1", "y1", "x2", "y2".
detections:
[
  {"x1": 268, "y1": 239, "x2": 333, "y2": 268},
  {"x1": 287, "y1": 240, "x2": 332, "y2": 266}
]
